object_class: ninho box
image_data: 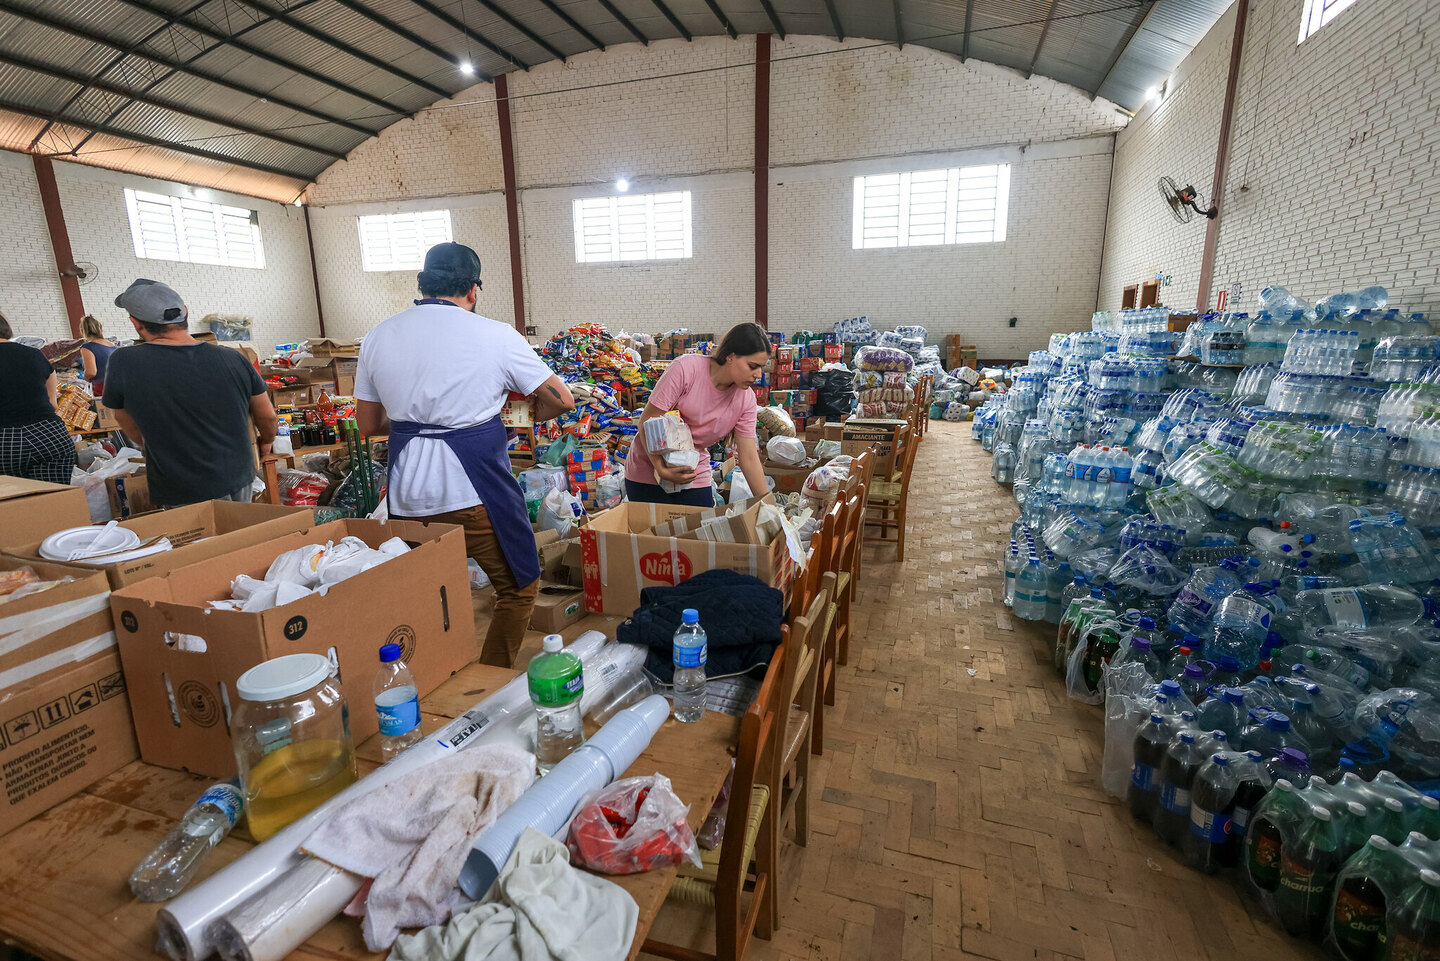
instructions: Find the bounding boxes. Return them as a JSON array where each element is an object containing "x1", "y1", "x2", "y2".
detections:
[
  {"x1": 108, "y1": 518, "x2": 475, "y2": 778},
  {"x1": 577, "y1": 497, "x2": 794, "y2": 616},
  {"x1": 0, "y1": 556, "x2": 138, "y2": 834}
]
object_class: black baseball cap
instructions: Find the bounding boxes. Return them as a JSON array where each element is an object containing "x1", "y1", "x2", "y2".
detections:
[{"x1": 418, "y1": 242, "x2": 481, "y2": 289}]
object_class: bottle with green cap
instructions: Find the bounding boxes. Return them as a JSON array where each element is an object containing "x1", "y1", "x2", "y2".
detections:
[{"x1": 528, "y1": 633, "x2": 585, "y2": 772}]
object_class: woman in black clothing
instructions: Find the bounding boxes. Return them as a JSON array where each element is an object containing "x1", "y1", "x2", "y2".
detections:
[{"x1": 0, "y1": 313, "x2": 76, "y2": 484}]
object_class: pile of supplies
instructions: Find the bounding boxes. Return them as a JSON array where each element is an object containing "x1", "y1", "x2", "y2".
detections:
[
  {"x1": 641, "y1": 411, "x2": 700, "y2": 494},
  {"x1": 983, "y1": 282, "x2": 1440, "y2": 950}
]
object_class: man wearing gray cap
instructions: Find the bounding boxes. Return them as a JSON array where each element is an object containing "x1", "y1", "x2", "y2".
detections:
[{"x1": 102, "y1": 279, "x2": 278, "y2": 506}]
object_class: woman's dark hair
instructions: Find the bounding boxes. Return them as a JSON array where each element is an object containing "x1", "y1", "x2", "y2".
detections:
[
  {"x1": 0, "y1": 312, "x2": 11, "y2": 340},
  {"x1": 712, "y1": 322, "x2": 771, "y2": 365}
]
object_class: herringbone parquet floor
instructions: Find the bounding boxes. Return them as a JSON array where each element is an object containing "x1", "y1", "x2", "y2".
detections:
[{"x1": 646, "y1": 420, "x2": 1321, "y2": 961}]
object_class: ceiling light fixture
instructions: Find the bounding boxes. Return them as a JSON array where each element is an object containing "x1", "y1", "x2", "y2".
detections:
[
  {"x1": 460, "y1": 61, "x2": 475, "y2": 75},
  {"x1": 616, "y1": 178, "x2": 630, "y2": 192},
  {"x1": 1144, "y1": 86, "x2": 1158, "y2": 102}
]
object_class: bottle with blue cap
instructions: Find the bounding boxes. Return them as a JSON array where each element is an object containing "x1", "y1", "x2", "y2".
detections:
[
  {"x1": 672, "y1": 609, "x2": 708, "y2": 723},
  {"x1": 375, "y1": 643, "x2": 423, "y2": 760}
]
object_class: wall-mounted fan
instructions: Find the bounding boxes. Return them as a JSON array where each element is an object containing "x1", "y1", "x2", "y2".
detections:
[
  {"x1": 59, "y1": 261, "x2": 99, "y2": 285},
  {"x1": 1158, "y1": 176, "x2": 1217, "y2": 223}
]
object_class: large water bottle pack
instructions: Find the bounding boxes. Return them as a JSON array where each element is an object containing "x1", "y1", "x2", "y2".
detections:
[{"x1": 983, "y1": 283, "x2": 1440, "y2": 954}]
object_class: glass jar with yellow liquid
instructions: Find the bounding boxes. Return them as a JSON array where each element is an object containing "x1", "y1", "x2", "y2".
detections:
[{"x1": 231, "y1": 653, "x2": 357, "y2": 841}]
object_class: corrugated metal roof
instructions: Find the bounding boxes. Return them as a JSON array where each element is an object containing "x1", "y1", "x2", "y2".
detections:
[{"x1": 0, "y1": 0, "x2": 1230, "y2": 197}]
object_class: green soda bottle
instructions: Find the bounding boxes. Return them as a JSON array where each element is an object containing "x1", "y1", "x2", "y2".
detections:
[{"x1": 1332, "y1": 835, "x2": 1405, "y2": 961}]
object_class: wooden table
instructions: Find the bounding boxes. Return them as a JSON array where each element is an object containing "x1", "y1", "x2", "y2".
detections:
[{"x1": 0, "y1": 663, "x2": 739, "y2": 961}]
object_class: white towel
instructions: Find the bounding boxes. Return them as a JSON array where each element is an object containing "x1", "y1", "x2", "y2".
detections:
[
  {"x1": 302, "y1": 743, "x2": 537, "y2": 951},
  {"x1": 388, "y1": 828, "x2": 638, "y2": 961}
]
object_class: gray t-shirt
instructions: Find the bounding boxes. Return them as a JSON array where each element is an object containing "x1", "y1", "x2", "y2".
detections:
[{"x1": 103, "y1": 342, "x2": 266, "y2": 505}]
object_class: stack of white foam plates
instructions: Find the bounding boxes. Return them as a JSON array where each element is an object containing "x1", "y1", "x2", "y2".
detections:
[{"x1": 39, "y1": 525, "x2": 172, "y2": 564}]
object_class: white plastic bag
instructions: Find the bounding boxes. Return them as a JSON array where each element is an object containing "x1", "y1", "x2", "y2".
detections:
[
  {"x1": 1101, "y1": 662, "x2": 1155, "y2": 798},
  {"x1": 658, "y1": 449, "x2": 701, "y2": 494},
  {"x1": 540, "y1": 488, "x2": 585, "y2": 538},
  {"x1": 765, "y1": 435, "x2": 807, "y2": 467},
  {"x1": 814, "y1": 439, "x2": 842, "y2": 460}
]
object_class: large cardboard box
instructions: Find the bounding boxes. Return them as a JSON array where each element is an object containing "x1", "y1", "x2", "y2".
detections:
[
  {"x1": 0, "y1": 557, "x2": 137, "y2": 834},
  {"x1": 577, "y1": 498, "x2": 793, "y2": 615},
  {"x1": 109, "y1": 518, "x2": 475, "y2": 777},
  {"x1": 11, "y1": 501, "x2": 312, "y2": 589},
  {"x1": 303, "y1": 338, "x2": 360, "y2": 358},
  {"x1": 0, "y1": 478, "x2": 90, "y2": 552}
]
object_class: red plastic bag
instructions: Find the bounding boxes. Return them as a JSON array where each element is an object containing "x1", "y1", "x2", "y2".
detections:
[{"x1": 567, "y1": 774, "x2": 702, "y2": 875}]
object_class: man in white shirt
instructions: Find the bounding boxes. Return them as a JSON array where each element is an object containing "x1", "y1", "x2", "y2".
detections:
[{"x1": 356, "y1": 243, "x2": 575, "y2": 667}]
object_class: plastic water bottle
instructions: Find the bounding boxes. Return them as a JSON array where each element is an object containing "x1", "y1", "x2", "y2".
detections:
[
  {"x1": 1208, "y1": 587, "x2": 1273, "y2": 671},
  {"x1": 1293, "y1": 585, "x2": 1425, "y2": 631},
  {"x1": 672, "y1": 609, "x2": 708, "y2": 722},
  {"x1": 374, "y1": 643, "x2": 423, "y2": 760},
  {"x1": 129, "y1": 780, "x2": 244, "y2": 901},
  {"x1": 528, "y1": 633, "x2": 585, "y2": 771}
]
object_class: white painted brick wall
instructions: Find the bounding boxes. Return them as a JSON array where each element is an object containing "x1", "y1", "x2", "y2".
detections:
[
  {"x1": 1102, "y1": 0, "x2": 1440, "y2": 317},
  {"x1": 304, "y1": 35, "x2": 1125, "y2": 353},
  {"x1": 0, "y1": 150, "x2": 70, "y2": 342},
  {"x1": 0, "y1": 152, "x2": 319, "y2": 346},
  {"x1": 54, "y1": 162, "x2": 321, "y2": 349},
  {"x1": 308, "y1": 197, "x2": 515, "y2": 340},
  {"x1": 1097, "y1": 4, "x2": 1236, "y2": 312}
]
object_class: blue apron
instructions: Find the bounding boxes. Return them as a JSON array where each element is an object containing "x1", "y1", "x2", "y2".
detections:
[{"x1": 388, "y1": 416, "x2": 539, "y2": 586}]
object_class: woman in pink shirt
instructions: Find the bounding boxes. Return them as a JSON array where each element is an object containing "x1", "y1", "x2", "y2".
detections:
[{"x1": 625, "y1": 322, "x2": 772, "y2": 507}]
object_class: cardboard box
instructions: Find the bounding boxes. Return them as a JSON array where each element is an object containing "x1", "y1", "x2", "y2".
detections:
[
  {"x1": 94, "y1": 404, "x2": 123, "y2": 431},
  {"x1": 577, "y1": 498, "x2": 793, "y2": 615},
  {"x1": 105, "y1": 471, "x2": 151, "y2": 520},
  {"x1": 270, "y1": 386, "x2": 311, "y2": 410},
  {"x1": 528, "y1": 582, "x2": 587, "y2": 633},
  {"x1": 309, "y1": 380, "x2": 338, "y2": 400},
  {"x1": 0, "y1": 478, "x2": 90, "y2": 552},
  {"x1": 501, "y1": 397, "x2": 533, "y2": 428},
  {"x1": 11, "y1": 501, "x2": 313, "y2": 589},
  {"x1": 303, "y1": 338, "x2": 360, "y2": 358},
  {"x1": 0, "y1": 556, "x2": 137, "y2": 834},
  {"x1": 840, "y1": 419, "x2": 906, "y2": 465},
  {"x1": 110, "y1": 518, "x2": 474, "y2": 777}
]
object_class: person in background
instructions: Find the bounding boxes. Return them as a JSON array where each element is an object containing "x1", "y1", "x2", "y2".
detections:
[
  {"x1": 356, "y1": 242, "x2": 575, "y2": 669},
  {"x1": 103, "y1": 279, "x2": 277, "y2": 507},
  {"x1": 625, "y1": 322, "x2": 771, "y2": 507},
  {"x1": 78, "y1": 314, "x2": 117, "y2": 396},
  {"x1": 0, "y1": 312, "x2": 76, "y2": 484}
]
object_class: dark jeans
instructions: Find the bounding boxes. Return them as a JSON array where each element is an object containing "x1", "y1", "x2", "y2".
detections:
[{"x1": 624, "y1": 479, "x2": 715, "y2": 508}]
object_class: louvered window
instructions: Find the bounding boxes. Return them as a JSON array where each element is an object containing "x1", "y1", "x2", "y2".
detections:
[
  {"x1": 852, "y1": 165, "x2": 1010, "y2": 249},
  {"x1": 124, "y1": 188, "x2": 265, "y2": 269},
  {"x1": 573, "y1": 191, "x2": 692, "y2": 263},
  {"x1": 358, "y1": 210, "x2": 453, "y2": 271}
]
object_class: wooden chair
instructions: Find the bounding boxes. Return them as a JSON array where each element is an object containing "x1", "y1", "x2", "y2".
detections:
[
  {"x1": 883, "y1": 423, "x2": 913, "y2": 484},
  {"x1": 863, "y1": 418, "x2": 921, "y2": 561},
  {"x1": 830, "y1": 485, "x2": 864, "y2": 677},
  {"x1": 843, "y1": 448, "x2": 875, "y2": 608},
  {"x1": 809, "y1": 503, "x2": 845, "y2": 754},
  {"x1": 778, "y1": 573, "x2": 832, "y2": 852},
  {"x1": 644, "y1": 638, "x2": 786, "y2": 961}
]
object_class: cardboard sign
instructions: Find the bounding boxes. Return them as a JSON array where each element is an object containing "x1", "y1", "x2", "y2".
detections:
[{"x1": 109, "y1": 518, "x2": 474, "y2": 777}]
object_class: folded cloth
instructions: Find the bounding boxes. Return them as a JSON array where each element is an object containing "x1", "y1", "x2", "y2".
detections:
[
  {"x1": 303, "y1": 743, "x2": 537, "y2": 951},
  {"x1": 616, "y1": 569, "x2": 782, "y2": 684},
  {"x1": 388, "y1": 827, "x2": 637, "y2": 961}
]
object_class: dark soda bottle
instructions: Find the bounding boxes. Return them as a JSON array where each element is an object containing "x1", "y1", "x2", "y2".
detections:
[
  {"x1": 1230, "y1": 751, "x2": 1273, "y2": 847},
  {"x1": 1388, "y1": 867, "x2": 1440, "y2": 961},
  {"x1": 1082, "y1": 622, "x2": 1121, "y2": 695},
  {"x1": 1183, "y1": 753, "x2": 1240, "y2": 873},
  {"x1": 1246, "y1": 779, "x2": 1300, "y2": 893},
  {"x1": 1276, "y1": 804, "x2": 1343, "y2": 938},
  {"x1": 1332, "y1": 835, "x2": 1403, "y2": 961},
  {"x1": 1128, "y1": 713, "x2": 1169, "y2": 825},
  {"x1": 1156, "y1": 729, "x2": 1207, "y2": 846}
]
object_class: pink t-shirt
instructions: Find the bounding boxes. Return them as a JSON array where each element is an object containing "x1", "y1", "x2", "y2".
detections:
[{"x1": 625, "y1": 353, "x2": 758, "y2": 490}]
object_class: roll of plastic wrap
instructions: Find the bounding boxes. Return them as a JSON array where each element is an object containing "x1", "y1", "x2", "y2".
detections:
[
  {"x1": 457, "y1": 693, "x2": 671, "y2": 899},
  {"x1": 157, "y1": 631, "x2": 613, "y2": 961},
  {"x1": 211, "y1": 859, "x2": 362, "y2": 961}
]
